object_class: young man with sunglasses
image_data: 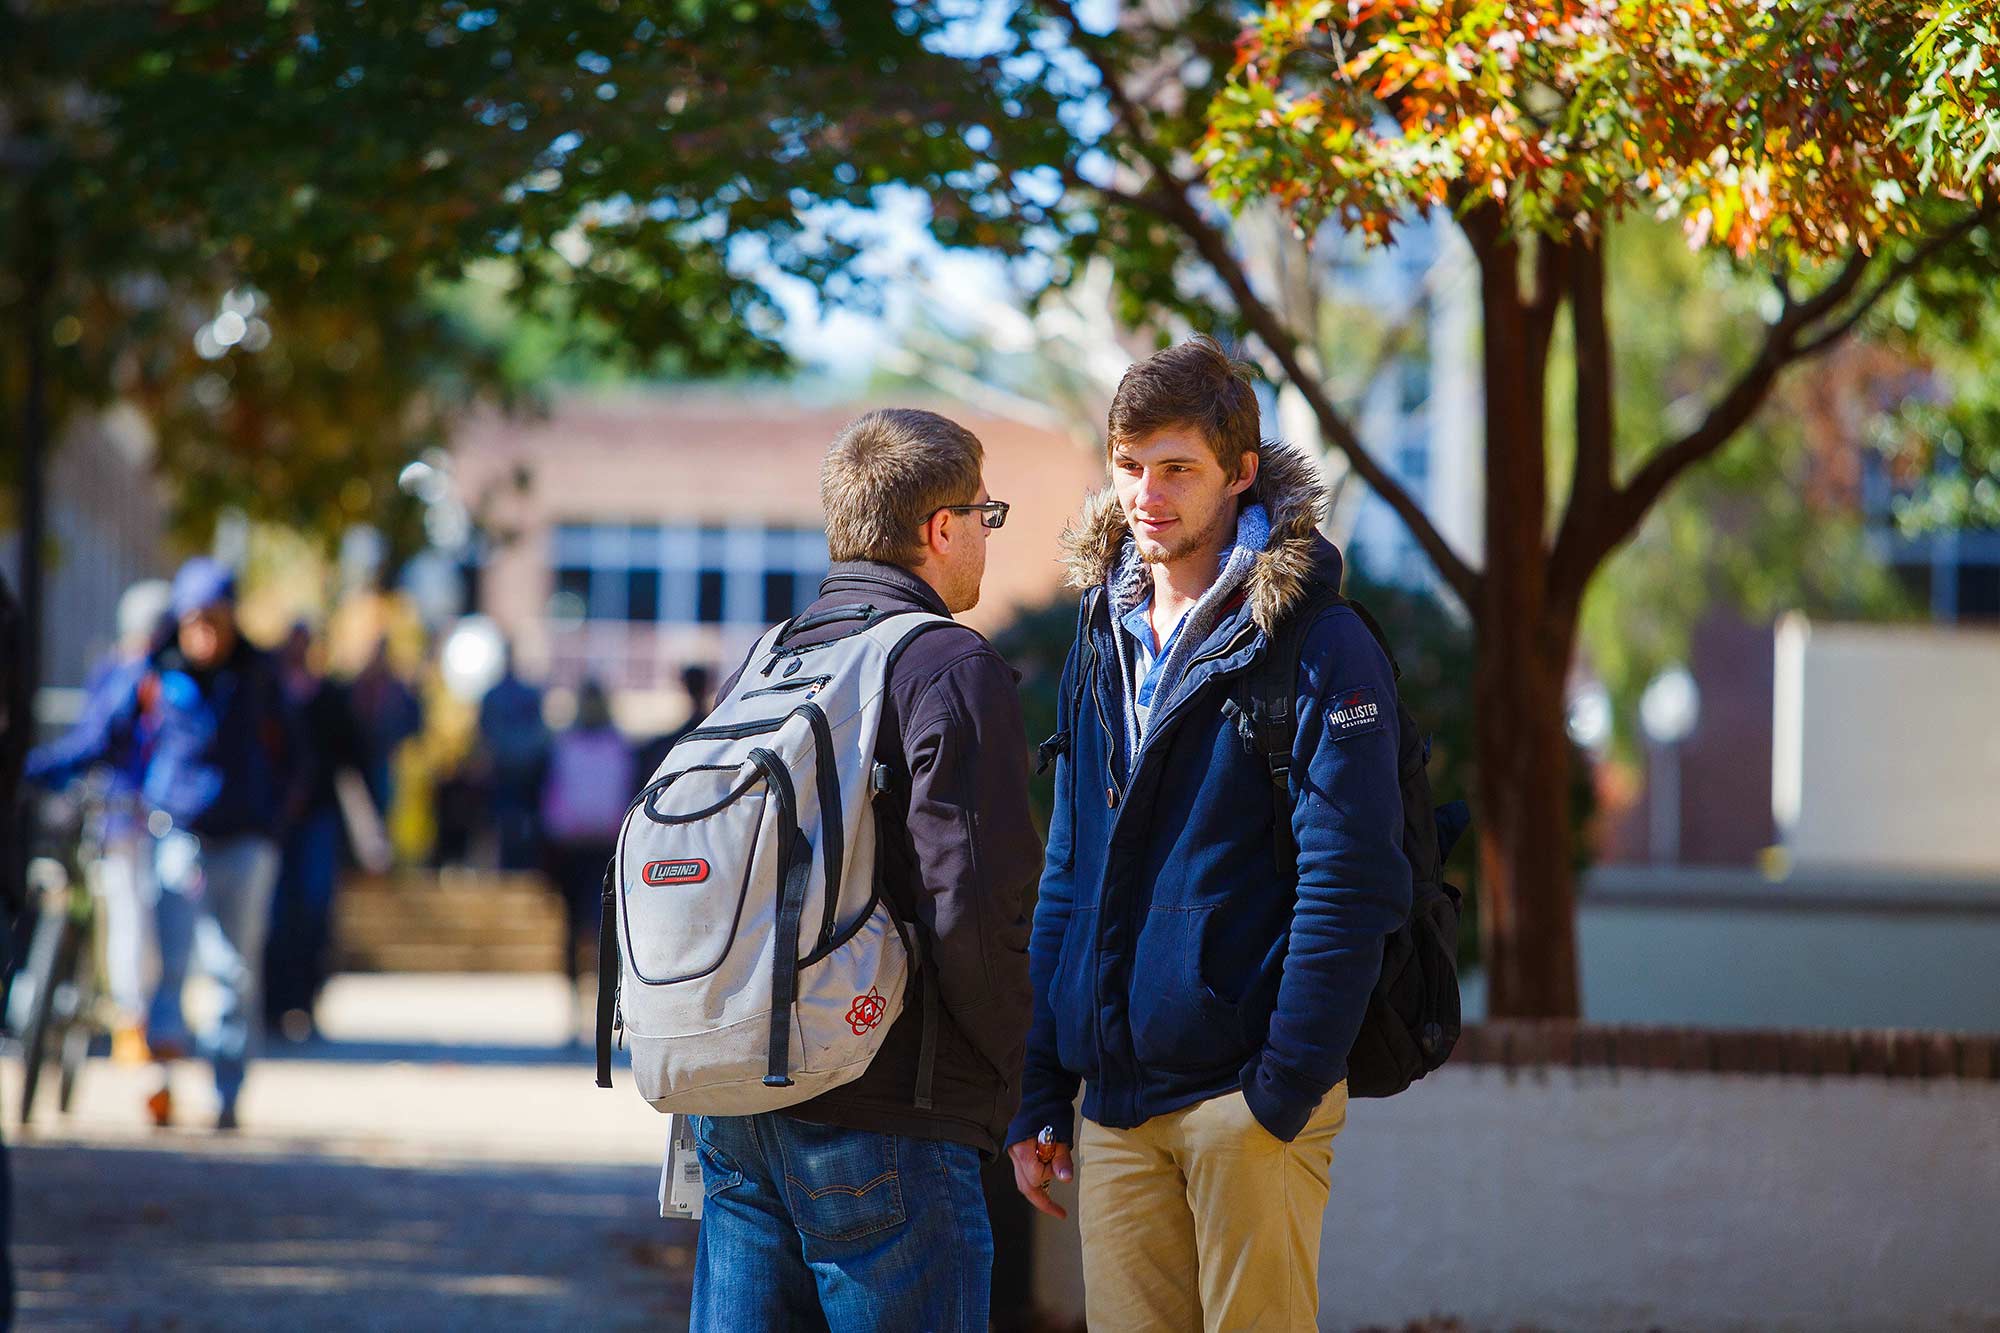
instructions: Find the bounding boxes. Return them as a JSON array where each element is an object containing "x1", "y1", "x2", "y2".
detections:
[
  {"x1": 1006, "y1": 339, "x2": 1413, "y2": 1331},
  {"x1": 685, "y1": 408, "x2": 1039, "y2": 1332}
]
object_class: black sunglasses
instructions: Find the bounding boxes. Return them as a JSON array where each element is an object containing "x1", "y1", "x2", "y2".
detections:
[{"x1": 924, "y1": 500, "x2": 1009, "y2": 530}]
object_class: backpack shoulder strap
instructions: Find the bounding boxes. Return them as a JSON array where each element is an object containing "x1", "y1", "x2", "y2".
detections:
[
  {"x1": 1336, "y1": 594, "x2": 1402, "y2": 681},
  {"x1": 864, "y1": 608, "x2": 969, "y2": 1113},
  {"x1": 595, "y1": 855, "x2": 620, "y2": 1088},
  {"x1": 1038, "y1": 588, "x2": 1103, "y2": 775},
  {"x1": 1242, "y1": 586, "x2": 1347, "y2": 879}
]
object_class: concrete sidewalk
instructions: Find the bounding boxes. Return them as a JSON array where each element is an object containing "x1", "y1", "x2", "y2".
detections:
[{"x1": 7, "y1": 973, "x2": 691, "y2": 1330}]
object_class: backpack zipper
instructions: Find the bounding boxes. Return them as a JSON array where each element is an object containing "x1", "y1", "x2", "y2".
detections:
[
  {"x1": 742, "y1": 676, "x2": 832, "y2": 700},
  {"x1": 676, "y1": 715, "x2": 791, "y2": 743}
]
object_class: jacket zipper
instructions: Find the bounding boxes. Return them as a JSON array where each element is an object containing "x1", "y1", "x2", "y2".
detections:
[
  {"x1": 1127, "y1": 624, "x2": 1258, "y2": 773},
  {"x1": 1083, "y1": 614, "x2": 1123, "y2": 808}
]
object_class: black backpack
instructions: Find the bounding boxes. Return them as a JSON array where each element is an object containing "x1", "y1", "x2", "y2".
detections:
[{"x1": 1229, "y1": 588, "x2": 1468, "y2": 1099}]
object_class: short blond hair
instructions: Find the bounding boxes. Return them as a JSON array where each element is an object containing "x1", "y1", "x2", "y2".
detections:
[{"x1": 821, "y1": 409, "x2": 984, "y2": 565}]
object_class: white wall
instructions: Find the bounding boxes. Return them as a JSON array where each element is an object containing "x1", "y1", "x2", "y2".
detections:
[
  {"x1": 1576, "y1": 866, "x2": 2000, "y2": 1031},
  {"x1": 1773, "y1": 615, "x2": 2000, "y2": 876},
  {"x1": 1031, "y1": 1069, "x2": 2000, "y2": 1331}
]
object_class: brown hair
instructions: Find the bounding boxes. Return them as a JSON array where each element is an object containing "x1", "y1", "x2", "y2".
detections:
[
  {"x1": 1106, "y1": 335, "x2": 1261, "y2": 478},
  {"x1": 820, "y1": 408, "x2": 985, "y2": 565}
]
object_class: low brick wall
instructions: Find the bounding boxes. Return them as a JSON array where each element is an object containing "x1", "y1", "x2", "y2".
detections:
[
  {"x1": 1454, "y1": 1019, "x2": 2000, "y2": 1080},
  {"x1": 1028, "y1": 1029, "x2": 2000, "y2": 1331}
]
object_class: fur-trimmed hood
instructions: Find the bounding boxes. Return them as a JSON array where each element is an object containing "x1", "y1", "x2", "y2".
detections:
[{"x1": 1057, "y1": 438, "x2": 1334, "y2": 635}]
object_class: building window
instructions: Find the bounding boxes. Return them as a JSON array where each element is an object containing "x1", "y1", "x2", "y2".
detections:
[
  {"x1": 1396, "y1": 441, "x2": 1430, "y2": 488},
  {"x1": 554, "y1": 565, "x2": 591, "y2": 615},
  {"x1": 696, "y1": 569, "x2": 726, "y2": 624},
  {"x1": 1397, "y1": 354, "x2": 1430, "y2": 416},
  {"x1": 627, "y1": 568, "x2": 661, "y2": 623},
  {"x1": 551, "y1": 521, "x2": 829, "y2": 626},
  {"x1": 1960, "y1": 562, "x2": 2000, "y2": 619},
  {"x1": 763, "y1": 570, "x2": 799, "y2": 622}
]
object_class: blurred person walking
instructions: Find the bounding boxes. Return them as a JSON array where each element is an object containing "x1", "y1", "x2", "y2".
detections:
[
  {"x1": 476, "y1": 645, "x2": 549, "y2": 872},
  {"x1": 346, "y1": 639, "x2": 421, "y2": 820},
  {"x1": 26, "y1": 557, "x2": 302, "y2": 1130},
  {"x1": 82, "y1": 579, "x2": 174, "y2": 1062},
  {"x1": 678, "y1": 409, "x2": 1040, "y2": 1332},
  {"x1": 1007, "y1": 341, "x2": 1413, "y2": 1332},
  {"x1": 538, "y1": 678, "x2": 632, "y2": 1037},
  {"x1": 263, "y1": 623, "x2": 362, "y2": 1043},
  {"x1": 633, "y1": 663, "x2": 713, "y2": 783}
]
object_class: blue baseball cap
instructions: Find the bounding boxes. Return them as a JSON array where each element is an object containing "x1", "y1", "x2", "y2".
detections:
[{"x1": 170, "y1": 557, "x2": 238, "y2": 619}]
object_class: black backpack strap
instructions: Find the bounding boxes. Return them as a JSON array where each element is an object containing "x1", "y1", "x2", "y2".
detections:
[
  {"x1": 1338, "y1": 595, "x2": 1402, "y2": 681},
  {"x1": 1240, "y1": 588, "x2": 1346, "y2": 879},
  {"x1": 870, "y1": 619, "x2": 968, "y2": 1114},
  {"x1": 594, "y1": 857, "x2": 620, "y2": 1088},
  {"x1": 896, "y1": 913, "x2": 943, "y2": 1112},
  {"x1": 750, "y1": 747, "x2": 813, "y2": 1089},
  {"x1": 1038, "y1": 588, "x2": 1102, "y2": 775}
]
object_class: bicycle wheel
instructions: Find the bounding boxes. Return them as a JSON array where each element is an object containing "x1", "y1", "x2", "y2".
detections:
[{"x1": 15, "y1": 910, "x2": 75, "y2": 1126}]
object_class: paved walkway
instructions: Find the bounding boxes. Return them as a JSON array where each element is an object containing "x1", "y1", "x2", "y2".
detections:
[{"x1": 6, "y1": 974, "x2": 694, "y2": 1330}]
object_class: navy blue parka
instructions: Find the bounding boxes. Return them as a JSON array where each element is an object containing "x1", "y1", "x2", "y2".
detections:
[
  {"x1": 28, "y1": 636, "x2": 300, "y2": 840},
  {"x1": 1006, "y1": 441, "x2": 1413, "y2": 1147}
]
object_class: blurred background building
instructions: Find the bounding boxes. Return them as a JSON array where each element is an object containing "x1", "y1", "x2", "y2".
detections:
[{"x1": 444, "y1": 388, "x2": 1103, "y2": 733}]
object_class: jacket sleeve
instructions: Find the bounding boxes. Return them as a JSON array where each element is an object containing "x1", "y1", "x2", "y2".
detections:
[
  {"x1": 1240, "y1": 608, "x2": 1413, "y2": 1142},
  {"x1": 24, "y1": 662, "x2": 144, "y2": 790},
  {"x1": 1004, "y1": 638, "x2": 1083, "y2": 1150},
  {"x1": 902, "y1": 647, "x2": 1043, "y2": 1105}
]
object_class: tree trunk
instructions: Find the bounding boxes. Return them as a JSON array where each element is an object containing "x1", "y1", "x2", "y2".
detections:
[
  {"x1": 1472, "y1": 626, "x2": 1578, "y2": 1017},
  {"x1": 1470, "y1": 229, "x2": 1582, "y2": 1018}
]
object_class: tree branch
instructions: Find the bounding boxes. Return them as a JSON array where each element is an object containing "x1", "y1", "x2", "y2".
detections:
[
  {"x1": 1601, "y1": 204, "x2": 1995, "y2": 563},
  {"x1": 1549, "y1": 234, "x2": 1614, "y2": 603},
  {"x1": 1590, "y1": 256, "x2": 1861, "y2": 560},
  {"x1": 1792, "y1": 202, "x2": 1999, "y2": 358},
  {"x1": 1523, "y1": 232, "x2": 1569, "y2": 377},
  {"x1": 1038, "y1": 0, "x2": 1481, "y2": 605}
]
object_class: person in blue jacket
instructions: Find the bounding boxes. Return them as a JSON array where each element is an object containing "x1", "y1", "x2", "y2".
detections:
[
  {"x1": 28, "y1": 556, "x2": 300, "y2": 1130},
  {"x1": 1005, "y1": 338, "x2": 1412, "y2": 1332}
]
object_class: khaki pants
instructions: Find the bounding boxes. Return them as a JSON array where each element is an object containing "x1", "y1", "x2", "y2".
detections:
[{"x1": 1076, "y1": 1085, "x2": 1347, "y2": 1333}]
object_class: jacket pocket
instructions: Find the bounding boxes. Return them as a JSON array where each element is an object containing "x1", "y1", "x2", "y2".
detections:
[
  {"x1": 774, "y1": 1119, "x2": 907, "y2": 1243},
  {"x1": 1129, "y1": 905, "x2": 1247, "y2": 1071},
  {"x1": 1050, "y1": 906, "x2": 1099, "y2": 1080}
]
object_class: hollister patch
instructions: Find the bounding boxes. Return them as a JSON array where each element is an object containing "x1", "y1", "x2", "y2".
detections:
[
  {"x1": 1327, "y1": 685, "x2": 1384, "y2": 740},
  {"x1": 642, "y1": 859, "x2": 711, "y2": 887}
]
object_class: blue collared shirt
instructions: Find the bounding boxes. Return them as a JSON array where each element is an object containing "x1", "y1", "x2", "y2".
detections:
[{"x1": 1117, "y1": 595, "x2": 1190, "y2": 733}]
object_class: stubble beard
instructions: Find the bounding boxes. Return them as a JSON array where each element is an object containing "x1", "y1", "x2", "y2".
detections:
[
  {"x1": 1133, "y1": 498, "x2": 1234, "y2": 569},
  {"x1": 950, "y1": 552, "x2": 983, "y2": 615}
]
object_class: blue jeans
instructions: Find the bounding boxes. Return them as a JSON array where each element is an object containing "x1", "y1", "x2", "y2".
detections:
[
  {"x1": 689, "y1": 1114, "x2": 992, "y2": 1332},
  {"x1": 264, "y1": 809, "x2": 340, "y2": 1025},
  {"x1": 148, "y1": 830, "x2": 280, "y2": 1107}
]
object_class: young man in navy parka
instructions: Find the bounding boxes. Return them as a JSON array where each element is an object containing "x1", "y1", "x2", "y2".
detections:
[{"x1": 1006, "y1": 338, "x2": 1412, "y2": 1332}]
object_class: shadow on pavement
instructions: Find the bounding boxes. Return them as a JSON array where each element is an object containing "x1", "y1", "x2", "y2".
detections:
[
  {"x1": 261, "y1": 1038, "x2": 610, "y2": 1068},
  {"x1": 14, "y1": 1140, "x2": 693, "y2": 1331}
]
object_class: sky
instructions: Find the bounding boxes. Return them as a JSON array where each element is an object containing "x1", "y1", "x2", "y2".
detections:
[
  {"x1": 756, "y1": 0, "x2": 1121, "y2": 382},
  {"x1": 756, "y1": 188, "x2": 1020, "y2": 383}
]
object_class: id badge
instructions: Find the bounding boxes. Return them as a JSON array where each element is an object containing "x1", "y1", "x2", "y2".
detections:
[{"x1": 661, "y1": 1114, "x2": 705, "y2": 1221}]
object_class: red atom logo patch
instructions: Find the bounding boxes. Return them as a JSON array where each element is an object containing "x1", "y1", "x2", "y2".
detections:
[{"x1": 846, "y1": 988, "x2": 887, "y2": 1035}]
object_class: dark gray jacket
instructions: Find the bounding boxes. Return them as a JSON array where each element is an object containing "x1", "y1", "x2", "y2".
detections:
[{"x1": 716, "y1": 561, "x2": 1040, "y2": 1158}]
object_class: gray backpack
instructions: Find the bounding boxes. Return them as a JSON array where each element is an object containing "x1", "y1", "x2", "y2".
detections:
[{"x1": 594, "y1": 606, "x2": 955, "y2": 1114}]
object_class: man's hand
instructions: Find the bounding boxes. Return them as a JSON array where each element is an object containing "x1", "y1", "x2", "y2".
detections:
[{"x1": 1006, "y1": 1133, "x2": 1075, "y2": 1220}]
